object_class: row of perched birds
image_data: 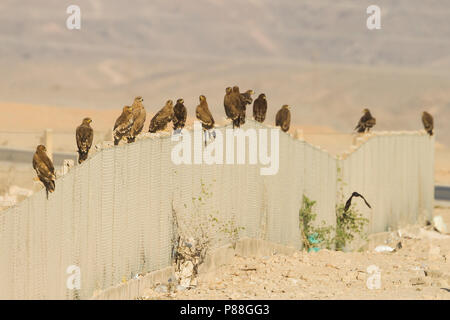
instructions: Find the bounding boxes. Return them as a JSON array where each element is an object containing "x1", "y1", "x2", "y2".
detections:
[{"x1": 32, "y1": 85, "x2": 435, "y2": 199}]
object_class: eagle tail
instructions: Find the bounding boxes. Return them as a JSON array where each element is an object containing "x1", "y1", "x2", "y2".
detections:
[{"x1": 78, "y1": 151, "x2": 89, "y2": 164}]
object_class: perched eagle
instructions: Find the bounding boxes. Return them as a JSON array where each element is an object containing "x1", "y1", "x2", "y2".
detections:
[
  {"x1": 113, "y1": 106, "x2": 134, "y2": 145},
  {"x1": 33, "y1": 145, "x2": 56, "y2": 199},
  {"x1": 76, "y1": 117, "x2": 94, "y2": 164},
  {"x1": 236, "y1": 89, "x2": 254, "y2": 126},
  {"x1": 224, "y1": 87, "x2": 240, "y2": 126},
  {"x1": 149, "y1": 100, "x2": 174, "y2": 133},
  {"x1": 275, "y1": 105, "x2": 291, "y2": 132},
  {"x1": 173, "y1": 98, "x2": 187, "y2": 130},
  {"x1": 422, "y1": 111, "x2": 434, "y2": 136},
  {"x1": 344, "y1": 192, "x2": 372, "y2": 213},
  {"x1": 128, "y1": 96, "x2": 146, "y2": 143},
  {"x1": 355, "y1": 108, "x2": 376, "y2": 133},
  {"x1": 253, "y1": 93, "x2": 267, "y2": 123},
  {"x1": 196, "y1": 95, "x2": 215, "y2": 130}
]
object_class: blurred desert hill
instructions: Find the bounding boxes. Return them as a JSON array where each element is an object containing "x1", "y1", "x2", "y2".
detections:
[{"x1": 0, "y1": 0, "x2": 449, "y2": 145}]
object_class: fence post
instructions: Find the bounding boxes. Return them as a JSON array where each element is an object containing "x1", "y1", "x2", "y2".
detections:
[{"x1": 43, "y1": 128, "x2": 53, "y2": 161}]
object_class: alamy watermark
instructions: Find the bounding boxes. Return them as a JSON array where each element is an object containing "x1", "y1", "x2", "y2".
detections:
[
  {"x1": 66, "y1": 265, "x2": 81, "y2": 290},
  {"x1": 366, "y1": 265, "x2": 381, "y2": 289},
  {"x1": 367, "y1": 5, "x2": 381, "y2": 30},
  {"x1": 66, "y1": 5, "x2": 81, "y2": 30},
  {"x1": 171, "y1": 122, "x2": 280, "y2": 176}
]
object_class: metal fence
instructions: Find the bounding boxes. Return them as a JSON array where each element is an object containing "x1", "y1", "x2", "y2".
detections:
[{"x1": 0, "y1": 120, "x2": 434, "y2": 299}]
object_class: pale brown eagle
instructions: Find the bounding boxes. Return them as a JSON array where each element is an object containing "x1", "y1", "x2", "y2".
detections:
[
  {"x1": 149, "y1": 100, "x2": 174, "y2": 133},
  {"x1": 128, "y1": 96, "x2": 146, "y2": 143},
  {"x1": 33, "y1": 145, "x2": 56, "y2": 199},
  {"x1": 113, "y1": 106, "x2": 134, "y2": 145},
  {"x1": 196, "y1": 95, "x2": 215, "y2": 130},
  {"x1": 76, "y1": 117, "x2": 94, "y2": 164},
  {"x1": 275, "y1": 105, "x2": 291, "y2": 132}
]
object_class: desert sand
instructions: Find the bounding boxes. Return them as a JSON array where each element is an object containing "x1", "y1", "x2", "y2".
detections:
[{"x1": 142, "y1": 207, "x2": 450, "y2": 300}]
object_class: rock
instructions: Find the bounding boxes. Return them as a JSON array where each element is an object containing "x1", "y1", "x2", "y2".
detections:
[
  {"x1": 432, "y1": 216, "x2": 448, "y2": 234},
  {"x1": 155, "y1": 285, "x2": 168, "y2": 293},
  {"x1": 176, "y1": 285, "x2": 187, "y2": 291},
  {"x1": 424, "y1": 269, "x2": 443, "y2": 278},
  {"x1": 409, "y1": 277, "x2": 426, "y2": 286}
]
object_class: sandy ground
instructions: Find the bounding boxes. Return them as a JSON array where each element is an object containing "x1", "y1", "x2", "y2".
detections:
[{"x1": 141, "y1": 207, "x2": 450, "y2": 300}]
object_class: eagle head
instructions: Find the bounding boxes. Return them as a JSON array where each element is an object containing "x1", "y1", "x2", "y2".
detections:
[{"x1": 83, "y1": 117, "x2": 92, "y2": 124}]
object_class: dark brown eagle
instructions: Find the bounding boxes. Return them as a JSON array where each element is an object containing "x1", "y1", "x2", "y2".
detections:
[
  {"x1": 196, "y1": 95, "x2": 215, "y2": 130},
  {"x1": 236, "y1": 89, "x2": 254, "y2": 126},
  {"x1": 344, "y1": 192, "x2": 372, "y2": 213},
  {"x1": 355, "y1": 108, "x2": 376, "y2": 133},
  {"x1": 113, "y1": 106, "x2": 134, "y2": 145},
  {"x1": 33, "y1": 145, "x2": 56, "y2": 199},
  {"x1": 173, "y1": 98, "x2": 187, "y2": 130},
  {"x1": 149, "y1": 100, "x2": 174, "y2": 133},
  {"x1": 253, "y1": 93, "x2": 267, "y2": 123},
  {"x1": 76, "y1": 117, "x2": 94, "y2": 164},
  {"x1": 422, "y1": 111, "x2": 434, "y2": 136},
  {"x1": 275, "y1": 105, "x2": 291, "y2": 132},
  {"x1": 224, "y1": 87, "x2": 240, "y2": 127},
  {"x1": 128, "y1": 96, "x2": 146, "y2": 143}
]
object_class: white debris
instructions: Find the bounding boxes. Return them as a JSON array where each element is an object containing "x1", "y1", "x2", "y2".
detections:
[
  {"x1": 432, "y1": 216, "x2": 448, "y2": 234},
  {"x1": 374, "y1": 245, "x2": 394, "y2": 253}
]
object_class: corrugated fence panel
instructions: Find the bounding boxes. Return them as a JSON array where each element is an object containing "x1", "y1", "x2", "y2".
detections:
[{"x1": 0, "y1": 122, "x2": 434, "y2": 299}]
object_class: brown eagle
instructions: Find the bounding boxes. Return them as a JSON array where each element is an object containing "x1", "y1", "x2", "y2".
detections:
[
  {"x1": 422, "y1": 111, "x2": 434, "y2": 136},
  {"x1": 149, "y1": 100, "x2": 174, "y2": 133},
  {"x1": 224, "y1": 87, "x2": 240, "y2": 126},
  {"x1": 173, "y1": 98, "x2": 187, "y2": 130},
  {"x1": 128, "y1": 96, "x2": 146, "y2": 143},
  {"x1": 236, "y1": 89, "x2": 254, "y2": 126},
  {"x1": 196, "y1": 95, "x2": 215, "y2": 130},
  {"x1": 344, "y1": 192, "x2": 371, "y2": 213},
  {"x1": 355, "y1": 108, "x2": 376, "y2": 133},
  {"x1": 33, "y1": 145, "x2": 56, "y2": 199},
  {"x1": 253, "y1": 93, "x2": 267, "y2": 123},
  {"x1": 113, "y1": 106, "x2": 134, "y2": 145},
  {"x1": 275, "y1": 105, "x2": 291, "y2": 132},
  {"x1": 76, "y1": 117, "x2": 94, "y2": 164}
]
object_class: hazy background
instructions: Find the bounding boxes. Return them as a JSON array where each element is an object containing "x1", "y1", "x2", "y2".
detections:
[{"x1": 0, "y1": 0, "x2": 449, "y2": 143}]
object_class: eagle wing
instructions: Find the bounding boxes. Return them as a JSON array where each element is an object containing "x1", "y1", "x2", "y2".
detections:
[
  {"x1": 131, "y1": 107, "x2": 146, "y2": 136},
  {"x1": 76, "y1": 125, "x2": 93, "y2": 153},
  {"x1": 253, "y1": 97, "x2": 267, "y2": 122}
]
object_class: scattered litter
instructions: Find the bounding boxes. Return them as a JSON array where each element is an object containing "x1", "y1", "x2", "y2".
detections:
[
  {"x1": 432, "y1": 216, "x2": 448, "y2": 234},
  {"x1": 155, "y1": 284, "x2": 168, "y2": 293},
  {"x1": 308, "y1": 234, "x2": 321, "y2": 253},
  {"x1": 374, "y1": 245, "x2": 394, "y2": 253}
]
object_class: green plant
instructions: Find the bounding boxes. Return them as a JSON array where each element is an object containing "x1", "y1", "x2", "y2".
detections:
[
  {"x1": 299, "y1": 194, "x2": 334, "y2": 250},
  {"x1": 334, "y1": 166, "x2": 369, "y2": 251},
  {"x1": 334, "y1": 202, "x2": 369, "y2": 251}
]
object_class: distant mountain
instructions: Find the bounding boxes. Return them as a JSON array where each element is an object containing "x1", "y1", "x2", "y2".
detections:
[{"x1": 0, "y1": 0, "x2": 449, "y2": 144}]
